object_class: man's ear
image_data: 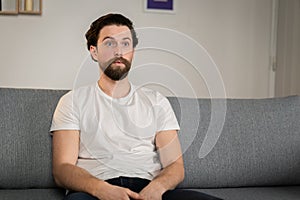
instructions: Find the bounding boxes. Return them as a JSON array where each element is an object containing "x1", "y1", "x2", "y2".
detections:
[{"x1": 89, "y1": 46, "x2": 98, "y2": 62}]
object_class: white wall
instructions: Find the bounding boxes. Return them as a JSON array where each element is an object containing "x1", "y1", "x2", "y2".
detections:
[{"x1": 0, "y1": 0, "x2": 274, "y2": 98}]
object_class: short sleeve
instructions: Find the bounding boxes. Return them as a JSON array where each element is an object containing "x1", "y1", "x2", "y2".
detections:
[
  {"x1": 50, "y1": 91, "x2": 80, "y2": 133},
  {"x1": 156, "y1": 93, "x2": 180, "y2": 132}
]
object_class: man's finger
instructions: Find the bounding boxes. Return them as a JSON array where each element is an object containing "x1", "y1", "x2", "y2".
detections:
[{"x1": 126, "y1": 189, "x2": 143, "y2": 199}]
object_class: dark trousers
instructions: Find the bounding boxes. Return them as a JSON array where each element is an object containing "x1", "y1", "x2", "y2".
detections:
[{"x1": 64, "y1": 177, "x2": 222, "y2": 200}]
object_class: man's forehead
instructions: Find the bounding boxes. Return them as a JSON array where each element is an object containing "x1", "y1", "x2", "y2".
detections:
[{"x1": 99, "y1": 25, "x2": 132, "y2": 40}]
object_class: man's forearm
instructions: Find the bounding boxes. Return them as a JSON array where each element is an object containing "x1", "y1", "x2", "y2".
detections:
[
  {"x1": 139, "y1": 158, "x2": 184, "y2": 199},
  {"x1": 151, "y1": 159, "x2": 184, "y2": 193},
  {"x1": 53, "y1": 163, "x2": 107, "y2": 197}
]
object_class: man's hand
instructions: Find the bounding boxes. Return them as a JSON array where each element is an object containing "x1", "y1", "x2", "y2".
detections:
[
  {"x1": 139, "y1": 181, "x2": 165, "y2": 200},
  {"x1": 94, "y1": 182, "x2": 143, "y2": 200}
]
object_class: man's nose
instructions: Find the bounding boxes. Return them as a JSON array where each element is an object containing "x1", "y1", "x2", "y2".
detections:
[{"x1": 114, "y1": 45, "x2": 123, "y2": 57}]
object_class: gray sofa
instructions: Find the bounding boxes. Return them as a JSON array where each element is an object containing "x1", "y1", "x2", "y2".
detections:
[{"x1": 0, "y1": 87, "x2": 299, "y2": 200}]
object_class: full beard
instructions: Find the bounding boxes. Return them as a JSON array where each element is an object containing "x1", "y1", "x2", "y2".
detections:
[{"x1": 100, "y1": 57, "x2": 131, "y2": 81}]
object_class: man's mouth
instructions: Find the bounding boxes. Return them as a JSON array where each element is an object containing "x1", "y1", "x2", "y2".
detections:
[
  {"x1": 107, "y1": 57, "x2": 130, "y2": 68},
  {"x1": 113, "y1": 60, "x2": 123, "y2": 64}
]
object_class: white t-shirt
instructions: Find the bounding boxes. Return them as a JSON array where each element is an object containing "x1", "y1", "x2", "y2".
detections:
[{"x1": 50, "y1": 82, "x2": 180, "y2": 181}]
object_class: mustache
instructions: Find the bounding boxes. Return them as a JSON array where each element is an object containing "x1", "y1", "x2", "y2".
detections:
[{"x1": 108, "y1": 57, "x2": 131, "y2": 66}]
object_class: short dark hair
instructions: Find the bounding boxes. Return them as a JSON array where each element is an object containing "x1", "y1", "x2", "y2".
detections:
[{"x1": 85, "y1": 13, "x2": 138, "y2": 50}]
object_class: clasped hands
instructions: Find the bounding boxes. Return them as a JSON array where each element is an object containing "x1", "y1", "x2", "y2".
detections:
[{"x1": 96, "y1": 181, "x2": 165, "y2": 200}]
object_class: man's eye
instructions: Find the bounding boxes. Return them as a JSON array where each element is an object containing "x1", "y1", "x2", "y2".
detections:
[
  {"x1": 104, "y1": 41, "x2": 116, "y2": 47},
  {"x1": 122, "y1": 41, "x2": 131, "y2": 47},
  {"x1": 105, "y1": 42, "x2": 112, "y2": 47}
]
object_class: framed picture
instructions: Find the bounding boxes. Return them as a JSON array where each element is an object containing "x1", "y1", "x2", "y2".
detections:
[{"x1": 144, "y1": 0, "x2": 176, "y2": 14}]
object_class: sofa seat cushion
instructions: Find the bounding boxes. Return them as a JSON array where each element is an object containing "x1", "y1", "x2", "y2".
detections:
[
  {"x1": 0, "y1": 189, "x2": 65, "y2": 200},
  {"x1": 195, "y1": 186, "x2": 300, "y2": 200}
]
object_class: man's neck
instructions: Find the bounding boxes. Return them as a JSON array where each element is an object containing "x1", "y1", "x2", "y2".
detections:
[{"x1": 98, "y1": 74, "x2": 131, "y2": 98}]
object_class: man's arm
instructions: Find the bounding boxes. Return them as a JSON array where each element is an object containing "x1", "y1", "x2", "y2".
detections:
[
  {"x1": 52, "y1": 130, "x2": 141, "y2": 200},
  {"x1": 139, "y1": 130, "x2": 184, "y2": 199}
]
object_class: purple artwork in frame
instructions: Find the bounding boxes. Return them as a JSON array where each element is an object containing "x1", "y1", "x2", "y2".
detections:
[{"x1": 145, "y1": 0, "x2": 175, "y2": 13}]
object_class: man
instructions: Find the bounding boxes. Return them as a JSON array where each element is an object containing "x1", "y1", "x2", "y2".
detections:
[{"x1": 51, "y1": 13, "x2": 221, "y2": 200}]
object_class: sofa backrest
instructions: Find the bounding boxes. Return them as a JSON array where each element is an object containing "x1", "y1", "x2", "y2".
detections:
[
  {"x1": 169, "y1": 96, "x2": 300, "y2": 188},
  {"x1": 0, "y1": 88, "x2": 68, "y2": 189},
  {"x1": 1, "y1": 88, "x2": 299, "y2": 189}
]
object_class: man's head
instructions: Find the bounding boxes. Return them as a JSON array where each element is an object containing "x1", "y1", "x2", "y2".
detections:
[
  {"x1": 86, "y1": 13, "x2": 138, "y2": 50},
  {"x1": 85, "y1": 13, "x2": 138, "y2": 81}
]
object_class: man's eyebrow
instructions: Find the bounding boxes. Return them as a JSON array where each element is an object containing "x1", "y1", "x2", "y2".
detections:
[
  {"x1": 102, "y1": 36, "x2": 132, "y2": 41},
  {"x1": 122, "y1": 37, "x2": 132, "y2": 41},
  {"x1": 102, "y1": 36, "x2": 115, "y2": 41}
]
